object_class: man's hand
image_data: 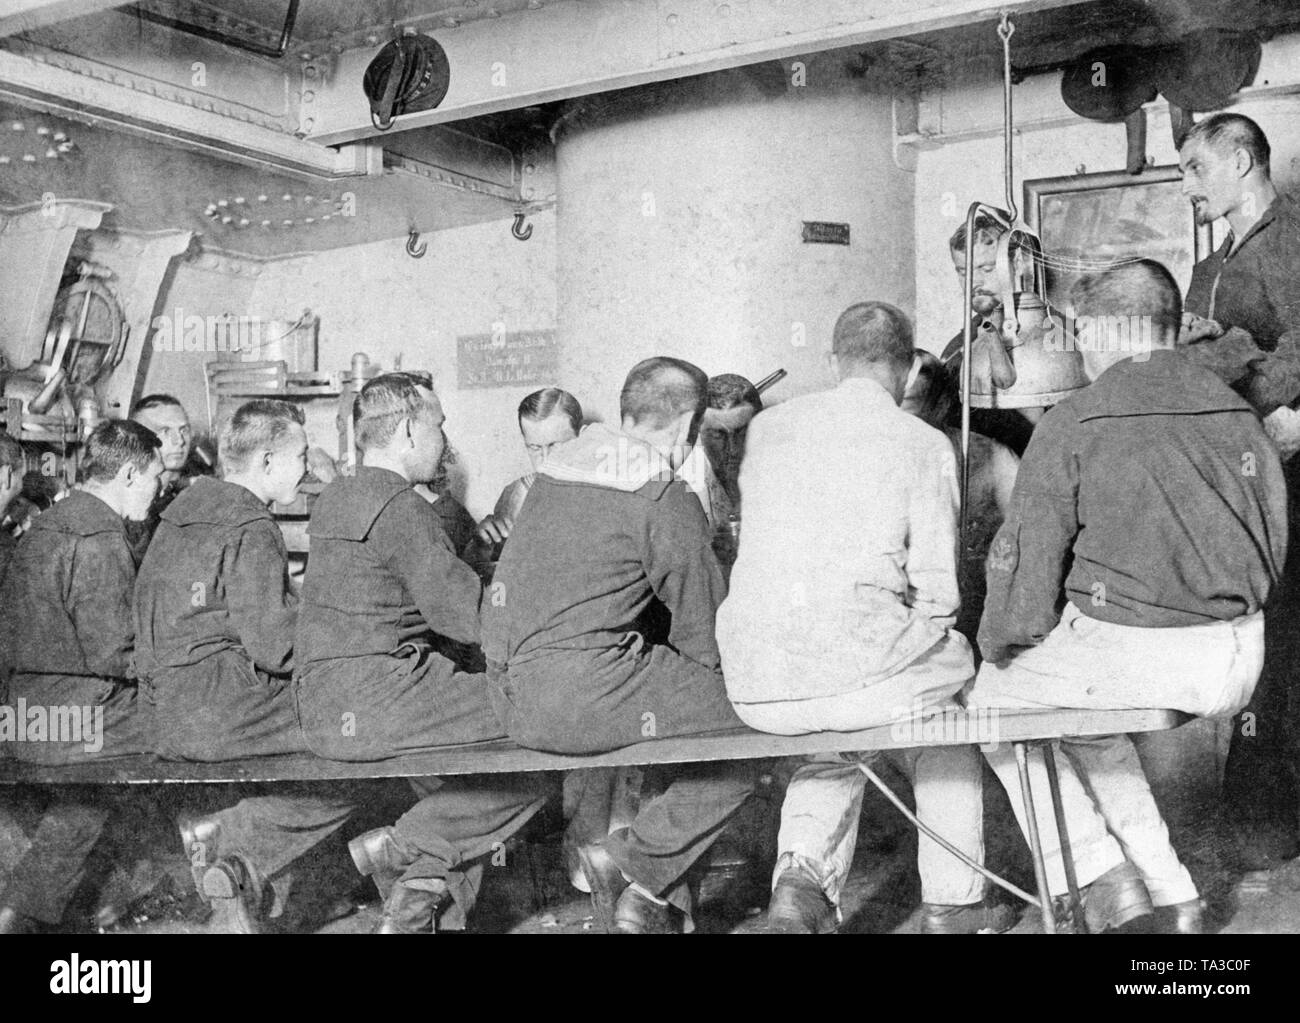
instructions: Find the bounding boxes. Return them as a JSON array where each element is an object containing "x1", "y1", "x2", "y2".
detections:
[
  {"x1": 476, "y1": 513, "x2": 511, "y2": 545},
  {"x1": 1179, "y1": 313, "x2": 1224, "y2": 346},
  {"x1": 1264, "y1": 406, "x2": 1300, "y2": 461},
  {"x1": 306, "y1": 446, "x2": 338, "y2": 483}
]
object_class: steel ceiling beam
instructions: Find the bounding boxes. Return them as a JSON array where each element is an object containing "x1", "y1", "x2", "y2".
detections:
[{"x1": 306, "y1": 0, "x2": 1099, "y2": 144}]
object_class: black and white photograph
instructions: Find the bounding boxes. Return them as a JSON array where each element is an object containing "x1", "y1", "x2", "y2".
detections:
[{"x1": 0, "y1": 0, "x2": 1296, "y2": 996}]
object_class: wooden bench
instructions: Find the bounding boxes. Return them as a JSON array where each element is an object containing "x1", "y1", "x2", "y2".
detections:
[{"x1": 0, "y1": 707, "x2": 1191, "y2": 933}]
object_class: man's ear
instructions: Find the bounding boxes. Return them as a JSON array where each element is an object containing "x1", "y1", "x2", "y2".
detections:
[
  {"x1": 262, "y1": 448, "x2": 275, "y2": 474},
  {"x1": 121, "y1": 461, "x2": 140, "y2": 488}
]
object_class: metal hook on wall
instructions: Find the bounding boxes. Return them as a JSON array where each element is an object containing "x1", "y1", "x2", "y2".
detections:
[
  {"x1": 405, "y1": 228, "x2": 427, "y2": 258},
  {"x1": 511, "y1": 211, "x2": 533, "y2": 241}
]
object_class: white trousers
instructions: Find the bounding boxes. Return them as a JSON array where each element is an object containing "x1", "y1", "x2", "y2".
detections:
[
  {"x1": 734, "y1": 631, "x2": 985, "y2": 908},
  {"x1": 969, "y1": 602, "x2": 1265, "y2": 906}
]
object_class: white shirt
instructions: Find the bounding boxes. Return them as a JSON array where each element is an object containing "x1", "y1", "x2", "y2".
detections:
[{"x1": 716, "y1": 375, "x2": 961, "y2": 703}]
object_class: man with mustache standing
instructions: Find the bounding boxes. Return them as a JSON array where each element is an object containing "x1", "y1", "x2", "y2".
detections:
[{"x1": 1176, "y1": 113, "x2": 1300, "y2": 871}]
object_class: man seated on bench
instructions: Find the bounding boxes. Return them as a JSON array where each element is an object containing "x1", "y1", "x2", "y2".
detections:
[
  {"x1": 136, "y1": 399, "x2": 310, "y2": 760},
  {"x1": 132, "y1": 399, "x2": 383, "y2": 933},
  {"x1": 0, "y1": 421, "x2": 162, "y2": 933},
  {"x1": 715, "y1": 302, "x2": 1015, "y2": 935},
  {"x1": 482, "y1": 357, "x2": 757, "y2": 934},
  {"x1": 295, "y1": 372, "x2": 554, "y2": 933},
  {"x1": 969, "y1": 259, "x2": 1287, "y2": 933}
]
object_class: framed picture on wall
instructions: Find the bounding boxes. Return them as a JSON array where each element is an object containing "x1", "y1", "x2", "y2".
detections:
[{"x1": 1023, "y1": 166, "x2": 1223, "y2": 308}]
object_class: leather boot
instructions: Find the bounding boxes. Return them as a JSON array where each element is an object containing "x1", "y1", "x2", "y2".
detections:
[
  {"x1": 0, "y1": 906, "x2": 42, "y2": 934},
  {"x1": 178, "y1": 814, "x2": 222, "y2": 894},
  {"x1": 1153, "y1": 898, "x2": 1205, "y2": 935},
  {"x1": 613, "y1": 885, "x2": 684, "y2": 934},
  {"x1": 576, "y1": 842, "x2": 629, "y2": 933},
  {"x1": 921, "y1": 898, "x2": 1020, "y2": 934},
  {"x1": 349, "y1": 827, "x2": 410, "y2": 903},
  {"x1": 765, "y1": 868, "x2": 837, "y2": 934},
  {"x1": 374, "y1": 879, "x2": 450, "y2": 934},
  {"x1": 200, "y1": 855, "x2": 267, "y2": 935},
  {"x1": 1057, "y1": 860, "x2": 1154, "y2": 933}
]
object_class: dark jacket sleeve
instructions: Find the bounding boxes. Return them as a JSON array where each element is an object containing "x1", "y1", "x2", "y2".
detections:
[
  {"x1": 1181, "y1": 327, "x2": 1292, "y2": 414},
  {"x1": 643, "y1": 480, "x2": 726, "y2": 671},
  {"x1": 977, "y1": 408, "x2": 1080, "y2": 663},
  {"x1": 69, "y1": 532, "x2": 136, "y2": 680},
  {"x1": 1247, "y1": 327, "x2": 1300, "y2": 415},
  {"x1": 1183, "y1": 242, "x2": 1300, "y2": 415},
  {"x1": 224, "y1": 519, "x2": 297, "y2": 676},
  {"x1": 378, "y1": 491, "x2": 484, "y2": 645}
]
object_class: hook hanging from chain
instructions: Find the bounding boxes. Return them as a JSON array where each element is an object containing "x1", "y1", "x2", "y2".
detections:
[
  {"x1": 511, "y1": 211, "x2": 533, "y2": 241},
  {"x1": 998, "y1": 11, "x2": 1018, "y2": 224},
  {"x1": 405, "y1": 228, "x2": 427, "y2": 259}
]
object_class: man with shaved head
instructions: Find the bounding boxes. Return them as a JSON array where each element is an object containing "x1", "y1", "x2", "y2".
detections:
[
  {"x1": 482, "y1": 356, "x2": 756, "y2": 933},
  {"x1": 1177, "y1": 113, "x2": 1300, "y2": 868},
  {"x1": 717, "y1": 302, "x2": 1014, "y2": 935},
  {"x1": 971, "y1": 260, "x2": 1286, "y2": 932}
]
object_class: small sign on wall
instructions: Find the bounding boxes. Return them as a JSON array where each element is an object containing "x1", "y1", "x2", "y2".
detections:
[
  {"x1": 802, "y1": 221, "x2": 851, "y2": 245},
  {"x1": 458, "y1": 328, "x2": 559, "y2": 388}
]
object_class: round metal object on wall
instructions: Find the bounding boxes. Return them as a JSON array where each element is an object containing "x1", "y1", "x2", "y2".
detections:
[
  {"x1": 363, "y1": 34, "x2": 451, "y2": 126},
  {"x1": 1060, "y1": 46, "x2": 1158, "y2": 122},
  {"x1": 1153, "y1": 29, "x2": 1261, "y2": 112}
]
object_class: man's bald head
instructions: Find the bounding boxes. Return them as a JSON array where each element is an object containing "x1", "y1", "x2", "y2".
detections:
[
  {"x1": 832, "y1": 302, "x2": 914, "y2": 373},
  {"x1": 618, "y1": 357, "x2": 709, "y2": 472},
  {"x1": 619, "y1": 357, "x2": 709, "y2": 432},
  {"x1": 1069, "y1": 258, "x2": 1180, "y2": 378}
]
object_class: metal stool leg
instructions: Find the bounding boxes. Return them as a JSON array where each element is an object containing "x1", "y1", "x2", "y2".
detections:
[
  {"x1": 1013, "y1": 741, "x2": 1057, "y2": 934},
  {"x1": 1041, "y1": 741, "x2": 1087, "y2": 934}
]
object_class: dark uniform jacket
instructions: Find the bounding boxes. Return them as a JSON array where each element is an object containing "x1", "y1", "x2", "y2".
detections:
[
  {"x1": 482, "y1": 423, "x2": 740, "y2": 753},
  {"x1": 124, "y1": 474, "x2": 191, "y2": 565},
  {"x1": 134, "y1": 477, "x2": 303, "y2": 760},
  {"x1": 0, "y1": 490, "x2": 145, "y2": 761},
  {"x1": 1183, "y1": 194, "x2": 1300, "y2": 417},
  {"x1": 0, "y1": 526, "x2": 16, "y2": 583},
  {"x1": 294, "y1": 466, "x2": 500, "y2": 760},
  {"x1": 978, "y1": 350, "x2": 1287, "y2": 664}
]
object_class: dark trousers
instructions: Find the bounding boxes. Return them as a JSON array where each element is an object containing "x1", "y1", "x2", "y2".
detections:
[
  {"x1": 295, "y1": 653, "x2": 507, "y2": 762},
  {"x1": 1, "y1": 677, "x2": 150, "y2": 924},
  {"x1": 147, "y1": 663, "x2": 307, "y2": 761},
  {"x1": 205, "y1": 774, "x2": 554, "y2": 928},
  {"x1": 0, "y1": 788, "x2": 113, "y2": 923},
  {"x1": 493, "y1": 642, "x2": 745, "y2": 755},
  {"x1": 1222, "y1": 455, "x2": 1300, "y2": 853},
  {"x1": 1222, "y1": 547, "x2": 1300, "y2": 847},
  {"x1": 391, "y1": 772, "x2": 556, "y2": 928},
  {"x1": 4, "y1": 674, "x2": 148, "y2": 765},
  {"x1": 493, "y1": 643, "x2": 758, "y2": 914},
  {"x1": 605, "y1": 759, "x2": 759, "y2": 916}
]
